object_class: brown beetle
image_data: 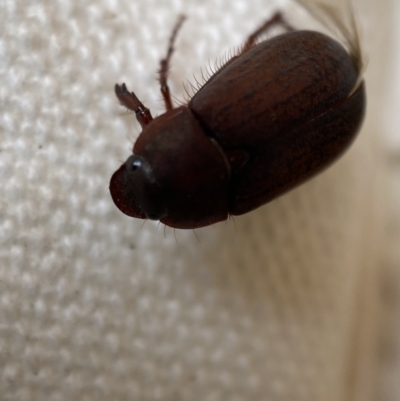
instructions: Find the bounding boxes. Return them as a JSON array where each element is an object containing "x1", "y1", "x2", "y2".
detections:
[{"x1": 110, "y1": 1, "x2": 366, "y2": 229}]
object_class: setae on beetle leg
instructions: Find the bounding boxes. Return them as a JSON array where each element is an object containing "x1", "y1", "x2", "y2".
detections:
[
  {"x1": 115, "y1": 83, "x2": 153, "y2": 128},
  {"x1": 241, "y1": 12, "x2": 294, "y2": 54},
  {"x1": 158, "y1": 15, "x2": 186, "y2": 111}
]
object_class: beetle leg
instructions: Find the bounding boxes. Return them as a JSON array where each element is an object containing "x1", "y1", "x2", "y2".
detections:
[
  {"x1": 241, "y1": 12, "x2": 294, "y2": 54},
  {"x1": 115, "y1": 83, "x2": 153, "y2": 128},
  {"x1": 158, "y1": 14, "x2": 186, "y2": 111}
]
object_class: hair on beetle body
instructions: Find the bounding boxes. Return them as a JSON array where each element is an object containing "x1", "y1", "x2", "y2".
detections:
[{"x1": 110, "y1": 0, "x2": 367, "y2": 229}]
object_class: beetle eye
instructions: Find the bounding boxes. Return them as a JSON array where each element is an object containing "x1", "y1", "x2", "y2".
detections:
[
  {"x1": 125, "y1": 155, "x2": 144, "y2": 173},
  {"x1": 125, "y1": 154, "x2": 156, "y2": 184},
  {"x1": 131, "y1": 159, "x2": 141, "y2": 171}
]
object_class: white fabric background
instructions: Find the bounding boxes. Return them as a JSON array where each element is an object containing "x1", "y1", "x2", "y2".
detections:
[{"x1": 0, "y1": 0, "x2": 392, "y2": 400}]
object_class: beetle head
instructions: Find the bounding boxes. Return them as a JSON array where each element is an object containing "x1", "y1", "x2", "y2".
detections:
[
  {"x1": 110, "y1": 154, "x2": 168, "y2": 221},
  {"x1": 110, "y1": 107, "x2": 230, "y2": 229}
]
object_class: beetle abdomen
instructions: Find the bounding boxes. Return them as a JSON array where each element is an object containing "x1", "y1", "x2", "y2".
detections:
[{"x1": 189, "y1": 30, "x2": 366, "y2": 215}]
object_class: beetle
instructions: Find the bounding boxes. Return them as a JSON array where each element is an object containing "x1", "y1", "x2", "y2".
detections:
[{"x1": 110, "y1": 1, "x2": 366, "y2": 229}]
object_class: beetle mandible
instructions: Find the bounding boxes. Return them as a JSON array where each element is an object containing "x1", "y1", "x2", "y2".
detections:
[{"x1": 110, "y1": 1, "x2": 366, "y2": 229}]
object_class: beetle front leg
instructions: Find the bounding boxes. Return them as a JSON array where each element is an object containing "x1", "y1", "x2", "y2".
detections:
[
  {"x1": 241, "y1": 12, "x2": 294, "y2": 55},
  {"x1": 158, "y1": 15, "x2": 186, "y2": 111},
  {"x1": 115, "y1": 83, "x2": 153, "y2": 128}
]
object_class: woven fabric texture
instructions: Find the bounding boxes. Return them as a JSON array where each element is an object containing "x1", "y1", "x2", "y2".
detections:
[{"x1": 0, "y1": 0, "x2": 388, "y2": 400}]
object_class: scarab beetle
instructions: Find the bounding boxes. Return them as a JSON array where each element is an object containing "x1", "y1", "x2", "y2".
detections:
[{"x1": 110, "y1": 1, "x2": 366, "y2": 229}]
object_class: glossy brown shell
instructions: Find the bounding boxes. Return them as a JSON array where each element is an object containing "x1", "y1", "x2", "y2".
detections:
[{"x1": 189, "y1": 30, "x2": 366, "y2": 215}]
